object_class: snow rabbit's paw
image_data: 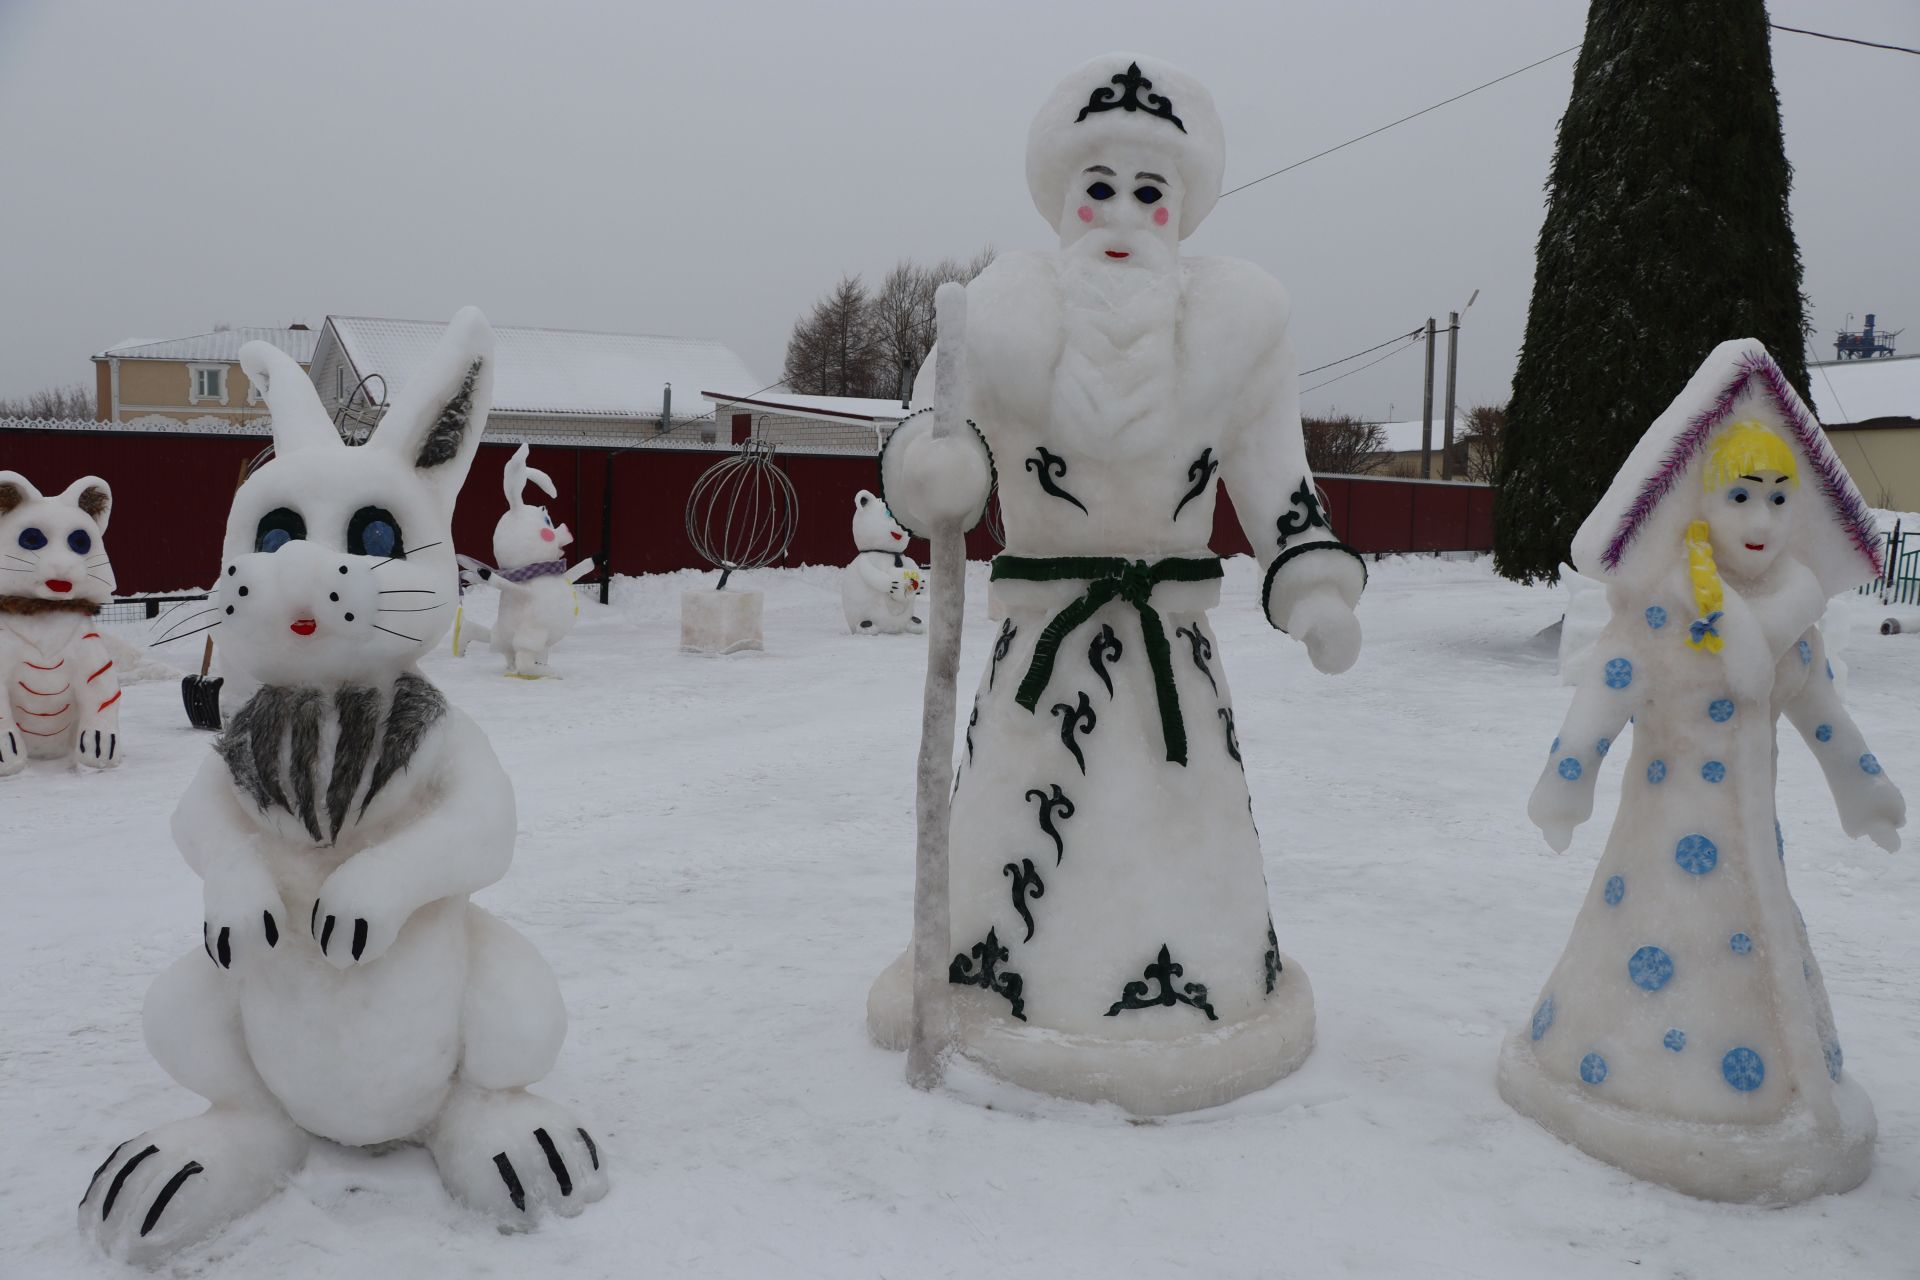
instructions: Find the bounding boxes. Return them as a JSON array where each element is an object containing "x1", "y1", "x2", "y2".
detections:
[
  {"x1": 429, "y1": 1087, "x2": 608, "y2": 1225},
  {"x1": 0, "y1": 726, "x2": 25, "y2": 776},
  {"x1": 73, "y1": 726, "x2": 120, "y2": 769},
  {"x1": 78, "y1": 1110, "x2": 306, "y2": 1264},
  {"x1": 310, "y1": 857, "x2": 408, "y2": 968},
  {"x1": 202, "y1": 856, "x2": 285, "y2": 969}
]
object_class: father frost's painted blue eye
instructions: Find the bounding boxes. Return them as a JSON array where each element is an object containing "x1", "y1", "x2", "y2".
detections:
[{"x1": 1086, "y1": 181, "x2": 1115, "y2": 201}]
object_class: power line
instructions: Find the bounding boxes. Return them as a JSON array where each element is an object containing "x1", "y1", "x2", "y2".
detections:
[
  {"x1": 1302, "y1": 332, "x2": 1425, "y2": 395},
  {"x1": 1219, "y1": 45, "x2": 1579, "y2": 199},
  {"x1": 1301, "y1": 327, "x2": 1427, "y2": 377},
  {"x1": 1770, "y1": 23, "x2": 1920, "y2": 57}
]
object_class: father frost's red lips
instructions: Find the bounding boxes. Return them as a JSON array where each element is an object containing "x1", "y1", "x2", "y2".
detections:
[
  {"x1": 1105, "y1": 250, "x2": 1130, "y2": 259},
  {"x1": 290, "y1": 619, "x2": 317, "y2": 636}
]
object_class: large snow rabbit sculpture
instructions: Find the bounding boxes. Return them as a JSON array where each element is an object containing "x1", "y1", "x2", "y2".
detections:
[
  {"x1": 455, "y1": 442, "x2": 589, "y2": 676},
  {"x1": 0, "y1": 471, "x2": 122, "y2": 774},
  {"x1": 78, "y1": 308, "x2": 606, "y2": 1264},
  {"x1": 1500, "y1": 340, "x2": 1905, "y2": 1204}
]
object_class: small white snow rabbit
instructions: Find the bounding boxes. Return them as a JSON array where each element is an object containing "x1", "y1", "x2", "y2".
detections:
[
  {"x1": 454, "y1": 442, "x2": 591, "y2": 677},
  {"x1": 841, "y1": 489, "x2": 927, "y2": 634},
  {"x1": 0, "y1": 471, "x2": 122, "y2": 774},
  {"x1": 78, "y1": 308, "x2": 606, "y2": 1265}
]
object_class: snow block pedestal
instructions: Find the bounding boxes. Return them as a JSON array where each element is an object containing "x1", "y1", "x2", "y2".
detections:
[{"x1": 681, "y1": 588, "x2": 763, "y2": 655}]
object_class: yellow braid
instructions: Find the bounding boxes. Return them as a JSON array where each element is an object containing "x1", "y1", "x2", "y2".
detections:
[{"x1": 1684, "y1": 519, "x2": 1725, "y2": 652}]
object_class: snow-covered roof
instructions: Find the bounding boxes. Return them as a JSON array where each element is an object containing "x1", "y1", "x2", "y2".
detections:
[
  {"x1": 325, "y1": 316, "x2": 758, "y2": 421},
  {"x1": 1373, "y1": 418, "x2": 1466, "y2": 452},
  {"x1": 96, "y1": 327, "x2": 319, "y2": 363},
  {"x1": 702, "y1": 390, "x2": 913, "y2": 423},
  {"x1": 1809, "y1": 355, "x2": 1920, "y2": 426}
]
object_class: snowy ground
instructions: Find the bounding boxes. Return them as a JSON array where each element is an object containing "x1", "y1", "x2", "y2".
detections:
[{"x1": 5, "y1": 557, "x2": 1917, "y2": 1279}]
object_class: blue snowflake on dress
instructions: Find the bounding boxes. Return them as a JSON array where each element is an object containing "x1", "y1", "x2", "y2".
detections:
[
  {"x1": 1645, "y1": 606, "x2": 1667, "y2": 630},
  {"x1": 1596, "y1": 737, "x2": 1611, "y2": 757},
  {"x1": 1675, "y1": 834, "x2": 1718, "y2": 875},
  {"x1": 1722, "y1": 1047, "x2": 1765, "y2": 1092},
  {"x1": 1708, "y1": 698, "x2": 1735, "y2": 723},
  {"x1": 1579, "y1": 1052, "x2": 1608, "y2": 1085},
  {"x1": 1824, "y1": 1041, "x2": 1843, "y2": 1081},
  {"x1": 1531, "y1": 996, "x2": 1555, "y2": 1042},
  {"x1": 1815, "y1": 724, "x2": 1833, "y2": 742},
  {"x1": 1797, "y1": 639, "x2": 1812, "y2": 665},
  {"x1": 1604, "y1": 658, "x2": 1633, "y2": 689},
  {"x1": 1701, "y1": 760, "x2": 1726, "y2": 783},
  {"x1": 1628, "y1": 945, "x2": 1674, "y2": 990},
  {"x1": 1604, "y1": 875, "x2": 1624, "y2": 906},
  {"x1": 1861, "y1": 753, "x2": 1882, "y2": 775},
  {"x1": 1663, "y1": 1029, "x2": 1686, "y2": 1052},
  {"x1": 1647, "y1": 759, "x2": 1668, "y2": 784},
  {"x1": 1730, "y1": 932, "x2": 1752, "y2": 954},
  {"x1": 1558, "y1": 757, "x2": 1582, "y2": 781}
]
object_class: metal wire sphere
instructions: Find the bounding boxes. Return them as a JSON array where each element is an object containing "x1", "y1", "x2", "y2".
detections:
[{"x1": 685, "y1": 438, "x2": 799, "y2": 588}]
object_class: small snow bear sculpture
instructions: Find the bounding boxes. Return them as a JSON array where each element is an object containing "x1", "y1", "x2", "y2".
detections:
[
  {"x1": 454, "y1": 442, "x2": 589, "y2": 676},
  {"x1": 1500, "y1": 340, "x2": 1905, "y2": 1205},
  {"x1": 0, "y1": 471, "x2": 122, "y2": 774},
  {"x1": 842, "y1": 489, "x2": 926, "y2": 634},
  {"x1": 78, "y1": 309, "x2": 606, "y2": 1264}
]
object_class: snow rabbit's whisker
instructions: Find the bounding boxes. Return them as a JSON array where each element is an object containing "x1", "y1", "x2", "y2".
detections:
[{"x1": 149, "y1": 619, "x2": 221, "y2": 647}]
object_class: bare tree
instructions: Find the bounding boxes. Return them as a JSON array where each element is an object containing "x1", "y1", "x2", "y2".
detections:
[
  {"x1": 0, "y1": 383, "x2": 96, "y2": 419},
  {"x1": 783, "y1": 249, "x2": 996, "y2": 400},
  {"x1": 1458, "y1": 402, "x2": 1507, "y2": 483},
  {"x1": 784, "y1": 275, "x2": 876, "y2": 395},
  {"x1": 1302, "y1": 414, "x2": 1388, "y2": 476}
]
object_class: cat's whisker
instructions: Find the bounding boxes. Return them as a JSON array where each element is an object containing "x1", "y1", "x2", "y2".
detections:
[
  {"x1": 0, "y1": 565, "x2": 31, "y2": 574},
  {"x1": 150, "y1": 619, "x2": 221, "y2": 648},
  {"x1": 4, "y1": 554, "x2": 36, "y2": 566},
  {"x1": 370, "y1": 623, "x2": 422, "y2": 642},
  {"x1": 88, "y1": 572, "x2": 113, "y2": 586},
  {"x1": 370, "y1": 541, "x2": 442, "y2": 571},
  {"x1": 378, "y1": 588, "x2": 440, "y2": 595},
  {"x1": 152, "y1": 606, "x2": 221, "y2": 642}
]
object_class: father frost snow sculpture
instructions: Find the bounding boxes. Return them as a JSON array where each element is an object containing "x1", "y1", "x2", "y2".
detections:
[{"x1": 867, "y1": 53, "x2": 1367, "y2": 1115}]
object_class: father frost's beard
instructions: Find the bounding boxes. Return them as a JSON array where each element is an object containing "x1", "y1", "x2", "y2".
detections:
[{"x1": 1050, "y1": 250, "x2": 1180, "y2": 456}]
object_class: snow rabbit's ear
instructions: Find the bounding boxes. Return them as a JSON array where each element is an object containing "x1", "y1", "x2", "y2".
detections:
[
  {"x1": 241, "y1": 341, "x2": 340, "y2": 456},
  {"x1": 0, "y1": 471, "x2": 43, "y2": 515},
  {"x1": 58, "y1": 475, "x2": 112, "y2": 531},
  {"x1": 368, "y1": 306, "x2": 496, "y2": 505},
  {"x1": 502, "y1": 441, "x2": 556, "y2": 509},
  {"x1": 855, "y1": 489, "x2": 875, "y2": 510}
]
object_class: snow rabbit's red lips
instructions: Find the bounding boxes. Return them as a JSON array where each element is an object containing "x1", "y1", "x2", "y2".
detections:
[
  {"x1": 290, "y1": 618, "x2": 318, "y2": 636},
  {"x1": 43, "y1": 578, "x2": 72, "y2": 593}
]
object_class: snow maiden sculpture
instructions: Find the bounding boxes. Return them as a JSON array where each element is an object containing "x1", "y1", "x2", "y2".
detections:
[
  {"x1": 1501, "y1": 340, "x2": 1905, "y2": 1204},
  {"x1": 79, "y1": 309, "x2": 606, "y2": 1263},
  {"x1": 454, "y1": 442, "x2": 592, "y2": 676},
  {"x1": 866, "y1": 54, "x2": 1366, "y2": 1115},
  {"x1": 842, "y1": 488, "x2": 926, "y2": 634},
  {"x1": 0, "y1": 472, "x2": 122, "y2": 773}
]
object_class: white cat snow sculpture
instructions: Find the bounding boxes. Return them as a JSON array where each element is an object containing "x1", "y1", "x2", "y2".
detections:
[
  {"x1": 842, "y1": 489, "x2": 926, "y2": 634},
  {"x1": 78, "y1": 308, "x2": 606, "y2": 1264},
  {"x1": 0, "y1": 471, "x2": 122, "y2": 773},
  {"x1": 1500, "y1": 340, "x2": 1905, "y2": 1204},
  {"x1": 866, "y1": 54, "x2": 1365, "y2": 1115},
  {"x1": 454, "y1": 443, "x2": 590, "y2": 676}
]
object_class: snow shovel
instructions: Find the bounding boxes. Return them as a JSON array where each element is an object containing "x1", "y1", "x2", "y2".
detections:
[
  {"x1": 907, "y1": 283, "x2": 970, "y2": 1090},
  {"x1": 181, "y1": 634, "x2": 224, "y2": 730}
]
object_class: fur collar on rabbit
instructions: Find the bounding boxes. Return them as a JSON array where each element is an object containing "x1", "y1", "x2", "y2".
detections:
[{"x1": 0, "y1": 594, "x2": 101, "y2": 616}]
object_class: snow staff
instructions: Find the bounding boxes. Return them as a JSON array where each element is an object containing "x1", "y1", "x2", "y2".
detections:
[
  {"x1": 1502, "y1": 340, "x2": 1905, "y2": 1204},
  {"x1": 78, "y1": 310, "x2": 607, "y2": 1263},
  {"x1": 867, "y1": 53, "x2": 1366, "y2": 1115}
]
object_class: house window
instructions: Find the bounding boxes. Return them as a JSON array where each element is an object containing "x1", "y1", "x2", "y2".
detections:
[{"x1": 189, "y1": 365, "x2": 228, "y2": 404}]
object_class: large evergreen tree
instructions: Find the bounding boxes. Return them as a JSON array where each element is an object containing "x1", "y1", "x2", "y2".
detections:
[{"x1": 1494, "y1": 0, "x2": 1809, "y2": 584}]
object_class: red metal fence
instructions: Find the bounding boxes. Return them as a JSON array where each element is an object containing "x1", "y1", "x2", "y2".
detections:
[{"x1": 1, "y1": 424, "x2": 1494, "y2": 594}]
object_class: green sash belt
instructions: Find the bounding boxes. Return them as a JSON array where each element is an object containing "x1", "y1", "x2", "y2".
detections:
[{"x1": 991, "y1": 554, "x2": 1224, "y2": 767}]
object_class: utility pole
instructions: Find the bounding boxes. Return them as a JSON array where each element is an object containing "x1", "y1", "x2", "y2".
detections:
[
  {"x1": 1441, "y1": 311, "x2": 1460, "y2": 480},
  {"x1": 1419, "y1": 317, "x2": 1437, "y2": 479}
]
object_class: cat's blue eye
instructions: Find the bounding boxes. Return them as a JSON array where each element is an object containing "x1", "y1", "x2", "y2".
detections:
[
  {"x1": 1769, "y1": 491, "x2": 1786, "y2": 507},
  {"x1": 1728, "y1": 487, "x2": 1750, "y2": 504},
  {"x1": 17, "y1": 527, "x2": 47, "y2": 551},
  {"x1": 1086, "y1": 181, "x2": 1115, "y2": 201},
  {"x1": 67, "y1": 529, "x2": 92, "y2": 554}
]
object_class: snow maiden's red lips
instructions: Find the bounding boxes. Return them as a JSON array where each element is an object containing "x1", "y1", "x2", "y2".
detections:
[
  {"x1": 1745, "y1": 543, "x2": 1766, "y2": 551},
  {"x1": 43, "y1": 579, "x2": 72, "y2": 593},
  {"x1": 1105, "y1": 250, "x2": 1130, "y2": 259},
  {"x1": 290, "y1": 619, "x2": 317, "y2": 636}
]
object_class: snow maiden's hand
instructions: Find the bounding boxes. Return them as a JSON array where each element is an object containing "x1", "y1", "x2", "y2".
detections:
[
  {"x1": 1850, "y1": 780, "x2": 1905, "y2": 853},
  {"x1": 1527, "y1": 616, "x2": 1642, "y2": 853},
  {"x1": 1287, "y1": 585, "x2": 1361, "y2": 674},
  {"x1": 1783, "y1": 627, "x2": 1906, "y2": 852},
  {"x1": 1528, "y1": 768, "x2": 1593, "y2": 854},
  {"x1": 200, "y1": 846, "x2": 285, "y2": 969}
]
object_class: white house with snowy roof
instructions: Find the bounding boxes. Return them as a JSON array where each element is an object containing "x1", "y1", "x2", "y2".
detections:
[
  {"x1": 90, "y1": 326, "x2": 319, "y2": 429},
  {"x1": 1809, "y1": 354, "x2": 1920, "y2": 510},
  {"x1": 305, "y1": 316, "x2": 761, "y2": 446},
  {"x1": 702, "y1": 389, "x2": 913, "y2": 454}
]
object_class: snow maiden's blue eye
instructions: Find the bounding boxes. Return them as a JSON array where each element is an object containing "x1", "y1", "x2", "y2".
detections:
[
  {"x1": 1086, "y1": 181, "x2": 1115, "y2": 201},
  {"x1": 17, "y1": 526, "x2": 47, "y2": 550},
  {"x1": 255, "y1": 507, "x2": 305, "y2": 553},
  {"x1": 1727, "y1": 487, "x2": 1750, "y2": 505},
  {"x1": 348, "y1": 507, "x2": 403, "y2": 559},
  {"x1": 68, "y1": 529, "x2": 92, "y2": 554},
  {"x1": 1769, "y1": 491, "x2": 1787, "y2": 507}
]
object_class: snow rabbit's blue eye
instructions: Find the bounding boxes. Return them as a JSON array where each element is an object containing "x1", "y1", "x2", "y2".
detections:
[
  {"x1": 1134, "y1": 185, "x2": 1162, "y2": 204},
  {"x1": 17, "y1": 526, "x2": 47, "y2": 550},
  {"x1": 1728, "y1": 487, "x2": 1750, "y2": 504},
  {"x1": 1086, "y1": 181, "x2": 1115, "y2": 201},
  {"x1": 67, "y1": 529, "x2": 92, "y2": 554},
  {"x1": 348, "y1": 507, "x2": 403, "y2": 559},
  {"x1": 255, "y1": 507, "x2": 305, "y2": 553}
]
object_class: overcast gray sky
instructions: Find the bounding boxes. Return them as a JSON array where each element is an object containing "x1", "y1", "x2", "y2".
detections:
[{"x1": 2, "y1": 0, "x2": 1914, "y2": 422}]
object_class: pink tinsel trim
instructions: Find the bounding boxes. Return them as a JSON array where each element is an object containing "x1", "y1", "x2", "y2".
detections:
[{"x1": 1599, "y1": 351, "x2": 1883, "y2": 578}]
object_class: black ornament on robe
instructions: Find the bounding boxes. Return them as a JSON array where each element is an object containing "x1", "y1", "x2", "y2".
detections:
[
  {"x1": 1105, "y1": 944, "x2": 1218, "y2": 1020},
  {"x1": 1051, "y1": 691, "x2": 1096, "y2": 774},
  {"x1": 1025, "y1": 783, "x2": 1075, "y2": 864},
  {"x1": 1026, "y1": 447, "x2": 1088, "y2": 514},
  {"x1": 1088, "y1": 624, "x2": 1123, "y2": 697},
  {"x1": 949, "y1": 927, "x2": 1026, "y2": 1020},
  {"x1": 1003, "y1": 858, "x2": 1046, "y2": 942},
  {"x1": 1175, "y1": 623, "x2": 1216, "y2": 695},
  {"x1": 1173, "y1": 447, "x2": 1219, "y2": 521}
]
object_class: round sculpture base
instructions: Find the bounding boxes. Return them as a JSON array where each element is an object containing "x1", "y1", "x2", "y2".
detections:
[
  {"x1": 867, "y1": 946, "x2": 1315, "y2": 1117},
  {"x1": 1496, "y1": 1028, "x2": 1875, "y2": 1205}
]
